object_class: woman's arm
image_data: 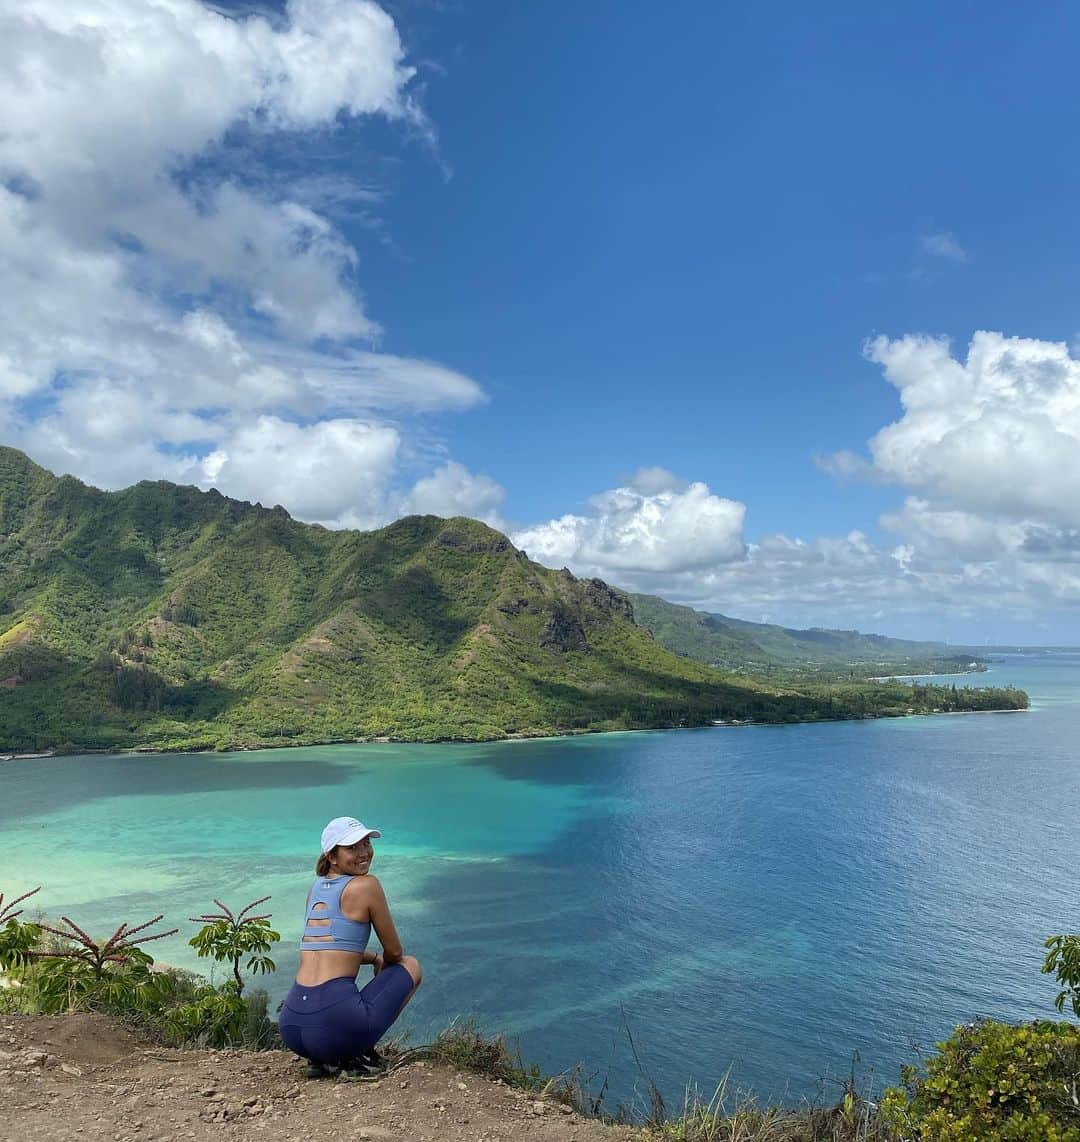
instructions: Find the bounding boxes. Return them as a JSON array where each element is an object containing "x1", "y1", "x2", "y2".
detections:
[
  {"x1": 345, "y1": 874, "x2": 404, "y2": 964},
  {"x1": 365, "y1": 875, "x2": 404, "y2": 964}
]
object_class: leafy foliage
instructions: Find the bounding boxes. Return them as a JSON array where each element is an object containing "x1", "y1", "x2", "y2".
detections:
[
  {"x1": 31, "y1": 913, "x2": 178, "y2": 978},
  {"x1": 162, "y1": 982, "x2": 278, "y2": 1049},
  {"x1": 14, "y1": 945, "x2": 174, "y2": 1016},
  {"x1": 10, "y1": 913, "x2": 179, "y2": 1016},
  {"x1": 0, "y1": 894, "x2": 278, "y2": 1049},
  {"x1": 188, "y1": 897, "x2": 279, "y2": 995},
  {"x1": 881, "y1": 1019, "x2": 1080, "y2": 1140},
  {"x1": 0, "y1": 886, "x2": 42, "y2": 970},
  {"x1": 1043, "y1": 934, "x2": 1080, "y2": 1019}
]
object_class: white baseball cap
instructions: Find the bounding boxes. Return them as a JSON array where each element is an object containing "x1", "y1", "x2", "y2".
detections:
[{"x1": 320, "y1": 816, "x2": 382, "y2": 854}]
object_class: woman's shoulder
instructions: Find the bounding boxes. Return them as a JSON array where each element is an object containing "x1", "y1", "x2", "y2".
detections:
[{"x1": 342, "y1": 872, "x2": 384, "y2": 896}]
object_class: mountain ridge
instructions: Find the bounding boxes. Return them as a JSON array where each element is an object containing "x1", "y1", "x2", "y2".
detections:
[
  {"x1": 0, "y1": 448, "x2": 1026, "y2": 752},
  {"x1": 628, "y1": 592, "x2": 979, "y2": 676}
]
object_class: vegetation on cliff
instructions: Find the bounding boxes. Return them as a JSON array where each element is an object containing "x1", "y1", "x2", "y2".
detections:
[
  {"x1": 0, "y1": 448, "x2": 1027, "y2": 753},
  {"x1": 629, "y1": 593, "x2": 989, "y2": 681},
  {"x1": 6, "y1": 880, "x2": 1080, "y2": 1139}
]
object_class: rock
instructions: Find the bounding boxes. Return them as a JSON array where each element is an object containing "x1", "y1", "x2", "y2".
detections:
[
  {"x1": 198, "y1": 1088, "x2": 217, "y2": 1098},
  {"x1": 456, "y1": 1081, "x2": 468, "y2": 1090},
  {"x1": 61, "y1": 1063, "x2": 83, "y2": 1077},
  {"x1": 357, "y1": 1128, "x2": 395, "y2": 1141},
  {"x1": 539, "y1": 608, "x2": 588, "y2": 652},
  {"x1": 559, "y1": 1103, "x2": 573, "y2": 1114},
  {"x1": 435, "y1": 521, "x2": 510, "y2": 554},
  {"x1": 583, "y1": 578, "x2": 635, "y2": 622}
]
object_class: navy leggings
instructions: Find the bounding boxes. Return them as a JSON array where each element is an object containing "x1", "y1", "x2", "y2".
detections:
[{"x1": 277, "y1": 967, "x2": 414, "y2": 1063}]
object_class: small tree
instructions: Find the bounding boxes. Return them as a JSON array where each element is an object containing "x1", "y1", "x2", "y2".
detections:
[
  {"x1": 25, "y1": 913, "x2": 178, "y2": 1013},
  {"x1": 0, "y1": 886, "x2": 43, "y2": 970},
  {"x1": 188, "y1": 897, "x2": 279, "y2": 995},
  {"x1": 32, "y1": 914, "x2": 178, "y2": 978},
  {"x1": 1042, "y1": 932, "x2": 1080, "y2": 1017}
]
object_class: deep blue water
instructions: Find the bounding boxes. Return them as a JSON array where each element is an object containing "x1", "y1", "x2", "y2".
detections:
[{"x1": 2, "y1": 653, "x2": 1078, "y2": 1109}]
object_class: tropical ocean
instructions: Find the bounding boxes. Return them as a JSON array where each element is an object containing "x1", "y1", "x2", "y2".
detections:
[{"x1": 2, "y1": 653, "x2": 1078, "y2": 1109}]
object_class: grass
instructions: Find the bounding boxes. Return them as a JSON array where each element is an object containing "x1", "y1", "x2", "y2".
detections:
[
  {"x1": 389, "y1": 1017, "x2": 897, "y2": 1140},
  {"x1": 645, "y1": 1079, "x2": 891, "y2": 1142}
]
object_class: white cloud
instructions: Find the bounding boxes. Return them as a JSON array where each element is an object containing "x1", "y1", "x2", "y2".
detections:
[
  {"x1": 0, "y1": 0, "x2": 483, "y2": 526},
  {"x1": 627, "y1": 466, "x2": 684, "y2": 495},
  {"x1": 515, "y1": 439, "x2": 1080, "y2": 640},
  {"x1": 587, "y1": 522, "x2": 1080, "y2": 637},
  {"x1": 772, "y1": 330, "x2": 1080, "y2": 634},
  {"x1": 920, "y1": 231, "x2": 968, "y2": 263},
  {"x1": 513, "y1": 477, "x2": 747, "y2": 578},
  {"x1": 201, "y1": 416, "x2": 400, "y2": 526},
  {"x1": 880, "y1": 498, "x2": 1029, "y2": 562},
  {"x1": 399, "y1": 461, "x2": 506, "y2": 526},
  {"x1": 862, "y1": 332, "x2": 1080, "y2": 529}
]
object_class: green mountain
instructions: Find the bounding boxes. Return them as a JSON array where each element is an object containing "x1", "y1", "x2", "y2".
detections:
[
  {"x1": 630, "y1": 593, "x2": 981, "y2": 677},
  {"x1": 0, "y1": 449, "x2": 1026, "y2": 752}
]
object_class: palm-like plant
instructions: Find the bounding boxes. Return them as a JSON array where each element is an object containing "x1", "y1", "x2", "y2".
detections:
[
  {"x1": 23, "y1": 913, "x2": 178, "y2": 1013},
  {"x1": 0, "y1": 886, "x2": 43, "y2": 970},
  {"x1": 32, "y1": 914, "x2": 178, "y2": 977},
  {"x1": 188, "y1": 897, "x2": 279, "y2": 995}
]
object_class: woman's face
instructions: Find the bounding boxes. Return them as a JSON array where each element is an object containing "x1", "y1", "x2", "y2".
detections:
[{"x1": 330, "y1": 835, "x2": 374, "y2": 877}]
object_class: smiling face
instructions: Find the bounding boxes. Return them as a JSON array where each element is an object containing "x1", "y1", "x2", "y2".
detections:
[{"x1": 328, "y1": 835, "x2": 374, "y2": 877}]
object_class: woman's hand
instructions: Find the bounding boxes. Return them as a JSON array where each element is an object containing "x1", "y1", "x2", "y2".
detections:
[{"x1": 371, "y1": 952, "x2": 384, "y2": 976}]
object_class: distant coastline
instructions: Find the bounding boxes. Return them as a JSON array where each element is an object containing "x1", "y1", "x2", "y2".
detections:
[
  {"x1": 1, "y1": 697, "x2": 1033, "y2": 761},
  {"x1": 867, "y1": 668, "x2": 985, "y2": 682}
]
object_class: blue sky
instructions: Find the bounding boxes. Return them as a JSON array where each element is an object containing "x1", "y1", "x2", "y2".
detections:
[{"x1": 3, "y1": 0, "x2": 1080, "y2": 643}]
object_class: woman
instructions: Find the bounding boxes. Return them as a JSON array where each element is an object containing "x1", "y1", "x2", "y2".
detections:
[{"x1": 278, "y1": 816, "x2": 422, "y2": 1076}]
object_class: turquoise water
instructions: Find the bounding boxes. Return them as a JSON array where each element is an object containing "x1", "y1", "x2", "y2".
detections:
[{"x1": 2, "y1": 653, "x2": 1079, "y2": 1108}]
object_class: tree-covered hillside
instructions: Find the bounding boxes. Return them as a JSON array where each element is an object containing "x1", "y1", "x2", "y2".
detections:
[
  {"x1": 0, "y1": 449, "x2": 1026, "y2": 752},
  {"x1": 630, "y1": 592, "x2": 984, "y2": 678}
]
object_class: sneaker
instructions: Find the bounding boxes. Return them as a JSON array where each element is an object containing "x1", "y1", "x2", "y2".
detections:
[
  {"x1": 341, "y1": 1053, "x2": 385, "y2": 1078},
  {"x1": 305, "y1": 1060, "x2": 340, "y2": 1079}
]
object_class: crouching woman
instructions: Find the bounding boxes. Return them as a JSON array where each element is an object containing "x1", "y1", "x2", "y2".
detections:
[{"x1": 278, "y1": 817, "x2": 422, "y2": 1074}]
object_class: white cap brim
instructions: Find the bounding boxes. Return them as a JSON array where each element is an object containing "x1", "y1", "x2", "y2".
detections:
[{"x1": 336, "y1": 824, "x2": 381, "y2": 847}]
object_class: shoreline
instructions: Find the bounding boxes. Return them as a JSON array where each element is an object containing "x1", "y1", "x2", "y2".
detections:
[
  {"x1": 1, "y1": 699, "x2": 1031, "y2": 761},
  {"x1": 867, "y1": 669, "x2": 987, "y2": 682}
]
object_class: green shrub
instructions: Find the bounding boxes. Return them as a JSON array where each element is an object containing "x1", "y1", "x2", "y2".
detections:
[
  {"x1": 12, "y1": 948, "x2": 176, "y2": 1018},
  {"x1": 1043, "y1": 934, "x2": 1080, "y2": 1019},
  {"x1": 187, "y1": 897, "x2": 279, "y2": 996},
  {"x1": 162, "y1": 982, "x2": 279, "y2": 1049},
  {"x1": 0, "y1": 887, "x2": 42, "y2": 970},
  {"x1": 881, "y1": 1019, "x2": 1080, "y2": 1140}
]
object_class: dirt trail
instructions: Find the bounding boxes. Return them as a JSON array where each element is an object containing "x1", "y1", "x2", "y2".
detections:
[{"x1": 0, "y1": 1014, "x2": 643, "y2": 1142}]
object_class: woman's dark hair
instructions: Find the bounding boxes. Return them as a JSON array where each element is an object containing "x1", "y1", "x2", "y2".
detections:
[{"x1": 315, "y1": 850, "x2": 334, "y2": 877}]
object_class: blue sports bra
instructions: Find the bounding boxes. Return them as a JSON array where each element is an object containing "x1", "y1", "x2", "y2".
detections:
[{"x1": 300, "y1": 875, "x2": 372, "y2": 953}]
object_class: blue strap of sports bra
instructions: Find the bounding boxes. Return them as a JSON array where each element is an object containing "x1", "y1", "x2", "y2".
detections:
[{"x1": 301, "y1": 875, "x2": 372, "y2": 953}]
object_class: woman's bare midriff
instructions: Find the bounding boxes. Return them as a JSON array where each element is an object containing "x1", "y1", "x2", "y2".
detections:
[{"x1": 295, "y1": 949, "x2": 367, "y2": 986}]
